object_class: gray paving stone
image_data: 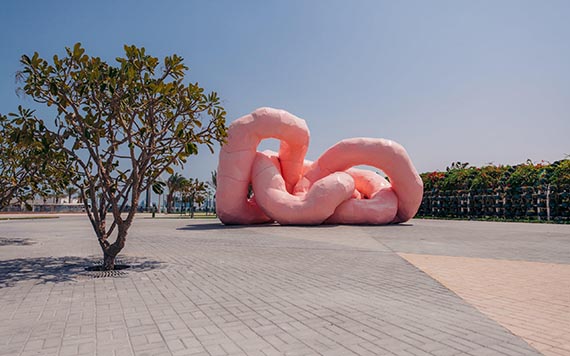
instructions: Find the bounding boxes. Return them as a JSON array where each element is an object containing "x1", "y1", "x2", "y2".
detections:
[
  {"x1": 0, "y1": 216, "x2": 558, "y2": 355},
  {"x1": 370, "y1": 219, "x2": 570, "y2": 263}
]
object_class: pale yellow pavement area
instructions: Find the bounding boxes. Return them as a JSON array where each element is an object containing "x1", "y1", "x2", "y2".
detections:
[{"x1": 400, "y1": 253, "x2": 570, "y2": 356}]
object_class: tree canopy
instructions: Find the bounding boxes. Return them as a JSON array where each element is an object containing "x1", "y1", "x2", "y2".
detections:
[
  {"x1": 0, "y1": 107, "x2": 70, "y2": 209},
  {"x1": 13, "y1": 43, "x2": 227, "y2": 269}
]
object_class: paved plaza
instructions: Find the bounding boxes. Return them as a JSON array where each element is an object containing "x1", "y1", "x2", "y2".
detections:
[{"x1": 0, "y1": 215, "x2": 568, "y2": 356}]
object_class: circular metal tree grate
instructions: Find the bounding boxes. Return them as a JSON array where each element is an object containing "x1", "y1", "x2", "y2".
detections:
[{"x1": 84, "y1": 264, "x2": 131, "y2": 278}]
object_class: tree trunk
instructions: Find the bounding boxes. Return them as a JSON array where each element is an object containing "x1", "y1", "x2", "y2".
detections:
[
  {"x1": 145, "y1": 187, "x2": 151, "y2": 212},
  {"x1": 103, "y1": 252, "x2": 116, "y2": 270},
  {"x1": 166, "y1": 191, "x2": 174, "y2": 213},
  {"x1": 98, "y1": 230, "x2": 127, "y2": 271},
  {"x1": 101, "y1": 242, "x2": 124, "y2": 271}
]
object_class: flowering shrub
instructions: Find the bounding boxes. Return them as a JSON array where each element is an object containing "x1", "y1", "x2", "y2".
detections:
[
  {"x1": 418, "y1": 159, "x2": 570, "y2": 222},
  {"x1": 421, "y1": 159, "x2": 570, "y2": 192}
]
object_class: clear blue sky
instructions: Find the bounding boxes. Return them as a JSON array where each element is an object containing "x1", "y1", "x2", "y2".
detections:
[{"x1": 2, "y1": 0, "x2": 569, "y2": 183}]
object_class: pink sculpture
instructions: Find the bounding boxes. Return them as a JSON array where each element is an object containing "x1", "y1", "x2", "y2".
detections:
[{"x1": 216, "y1": 107, "x2": 423, "y2": 225}]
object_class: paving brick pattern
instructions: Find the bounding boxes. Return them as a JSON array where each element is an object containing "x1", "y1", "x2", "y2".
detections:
[
  {"x1": 0, "y1": 216, "x2": 563, "y2": 356},
  {"x1": 370, "y1": 219, "x2": 570, "y2": 264},
  {"x1": 399, "y1": 254, "x2": 570, "y2": 356}
]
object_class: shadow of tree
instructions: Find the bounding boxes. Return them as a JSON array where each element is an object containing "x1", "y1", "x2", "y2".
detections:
[
  {"x1": 0, "y1": 237, "x2": 36, "y2": 246},
  {"x1": 0, "y1": 255, "x2": 162, "y2": 288}
]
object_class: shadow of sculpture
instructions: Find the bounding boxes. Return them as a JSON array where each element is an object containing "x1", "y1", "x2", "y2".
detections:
[
  {"x1": 177, "y1": 222, "x2": 414, "y2": 231},
  {"x1": 176, "y1": 222, "x2": 346, "y2": 231},
  {"x1": 0, "y1": 255, "x2": 162, "y2": 288},
  {"x1": 177, "y1": 222, "x2": 273, "y2": 231}
]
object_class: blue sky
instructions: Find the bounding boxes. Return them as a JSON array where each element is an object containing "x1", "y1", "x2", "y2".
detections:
[{"x1": 1, "y1": 0, "x2": 569, "y2": 184}]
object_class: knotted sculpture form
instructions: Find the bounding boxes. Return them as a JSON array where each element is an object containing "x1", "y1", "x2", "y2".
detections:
[{"x1": 216, "y1": 107, "x2": 423, "y2": 225}]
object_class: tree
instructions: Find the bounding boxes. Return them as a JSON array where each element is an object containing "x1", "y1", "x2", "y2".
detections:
[
  {"x1": 181, "y1": 178, "x2": 208, "y2": 218},
  {"x1": 16, "y1": 43, "x2": 227, "y2": 269},
  {"x1": 208, "y1": 170, "x2": 217, "y2": 214},
  {"x1": 166, "y1": 172, "x2": 186, "y2": 213},
  {"x1": 0, "y1": 108, "x2": 69, "y2": 210},
  {"x1": 50, "y1": 190, "x2": 66, "y2": 204},
  {"x1": 210, "y1": 170, "x2": 217, "y2": 189},
  {"x1": 66, "y1": 186, "x2": 79, "y2": 203}
]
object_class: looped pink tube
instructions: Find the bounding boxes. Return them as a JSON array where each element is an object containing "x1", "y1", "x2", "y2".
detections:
[
  {"x1": 216, "y1": 108, "x2": 423, "y2": 225},
  {"x1": 251, "y1": 151, "x2": 355, "y2": 225},
  {"x1": 216, "y1": 107, "x2": 310, "y2": 224},
  {"x1": 324, "y1": 168, "x2": 398, "y2": 224},
  {"x1": 297, "y1": 138, "x2": 423, "y2": 224}
]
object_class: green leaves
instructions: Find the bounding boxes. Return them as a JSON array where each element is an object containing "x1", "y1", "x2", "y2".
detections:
[
  {"x1": 185, "y1": 142, "x2": 198, "y2": 155},
  {"x1": 0, "y1": 109, "x2": 73, "y2": 209},
  {"x1": 421, "y1": 159, "x2": 570, "y2": 192},
  {"x1": 11, "y1": 42, "x2": 227, "y2": 240},
  {"x1": 72, "y1": 43, "x2": 85, "y2": 58},
  {"x1": 152, "y1": 180, "x2": 166, "y2": 195}
]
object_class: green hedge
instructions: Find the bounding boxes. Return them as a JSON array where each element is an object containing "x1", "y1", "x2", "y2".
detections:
[{"x1": 417, "y1": 160, "x2": 570, "y2": 222}]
